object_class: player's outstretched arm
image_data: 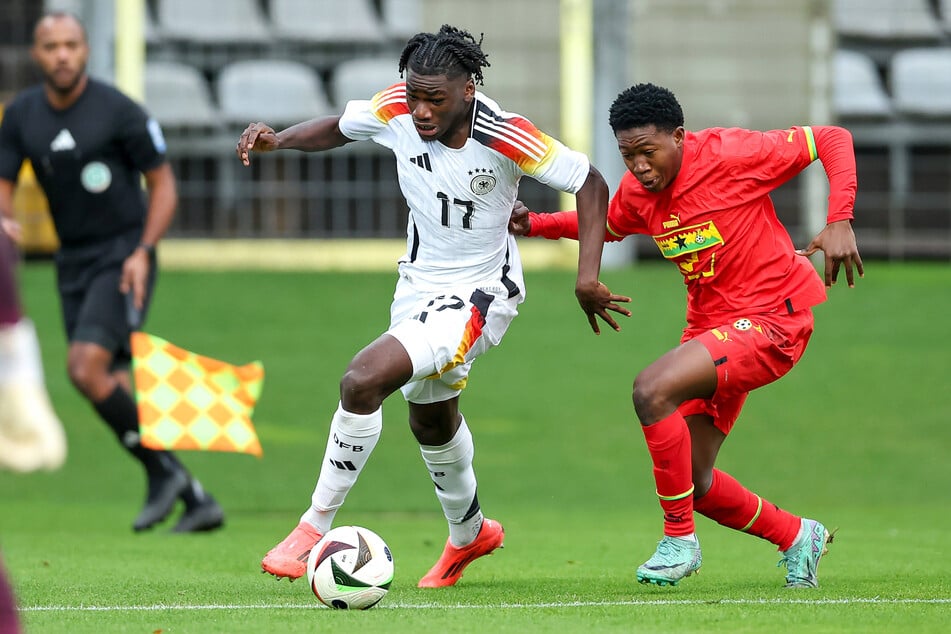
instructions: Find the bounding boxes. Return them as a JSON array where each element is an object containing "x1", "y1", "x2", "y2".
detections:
[
  {"x1": 796, "y1": 220, "x2": 864, "y2": 288},
  {"x1": 236, "y1": 116, "x2": 353, "y2": 166},
  {"x1": 574, "y1": 165, "x2": 631, "y2": 334},
  {"x1": 508, "y1": 198, "x2": 631, "y2": 334}
]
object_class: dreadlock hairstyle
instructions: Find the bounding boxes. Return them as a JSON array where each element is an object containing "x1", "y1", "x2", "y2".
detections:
[
  {"x1": 609, "y1": 83, "x2": 684, "y2": 134},
  {"x1": 398, "y1": 24, "x2": 491, "y2": 85}
]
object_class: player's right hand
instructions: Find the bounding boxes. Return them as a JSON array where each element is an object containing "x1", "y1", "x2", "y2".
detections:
[
  {"x1": 236, "y1": 122, "x2": 279, "y2": 166},
  {"x1": 575, "y1": 280, "x2": 632, "y2": 335}
]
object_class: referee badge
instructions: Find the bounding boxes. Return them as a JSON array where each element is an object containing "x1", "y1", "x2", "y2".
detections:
[{"x1": 80, "y1": 161, "x2": 112, "y2": 193}]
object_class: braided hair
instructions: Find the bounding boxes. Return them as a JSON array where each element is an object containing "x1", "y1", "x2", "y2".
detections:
[
  {"x1": 398, "y1": 24, "x2": 490, "y2": 85},
  {"x1": 609, "y1": 83, "x2": 684, "y2": 133}
]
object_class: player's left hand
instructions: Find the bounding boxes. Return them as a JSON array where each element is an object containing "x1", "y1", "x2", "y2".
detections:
[
  {"x1": 575, "y1": 280, "x2": 632, "y2": 334},
  {"x1": 120, "y1": 247, "x2": 151, "y2": 312},
  {"x1": 796, "y1": 219, "x2": 864, "y2": 288},
  {"x1": 508, "y1": 200, "x2": 531, "y2": 236}
]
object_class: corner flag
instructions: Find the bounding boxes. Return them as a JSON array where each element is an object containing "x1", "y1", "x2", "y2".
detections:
[{"x1": 131, "y1": 332, "x2": 264, "y2": 457}]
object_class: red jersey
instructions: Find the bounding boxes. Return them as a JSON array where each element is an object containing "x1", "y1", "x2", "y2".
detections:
[{"x1": 529, "y1": 125, "x2": 856, "y2": 329}]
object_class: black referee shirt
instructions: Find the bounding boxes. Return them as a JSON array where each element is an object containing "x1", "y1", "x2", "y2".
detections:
[{"x1": 0, "y1": 78, "x2": 167, "y2": 248}]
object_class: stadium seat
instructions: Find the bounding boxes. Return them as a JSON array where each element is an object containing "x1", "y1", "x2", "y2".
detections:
[
  {"x1": 216, "y1": 59, "x2": 334, "y2": 128},
  {"x1": 154, "y1": 0, "x2": 270, "y2": 43},
  {"x1": 832, "y1": 50, "x2": 893, "y2": 119},
  {"x1": 330, "y1": 56, "x2": 403, "y2": 108},
  {"x1": 144, "y1": 6, "x2": 160, "y2": 45},
  {"x1": 380, "y1": 0, "x2": 422, "y2": 41},
  {"x1": 940, "y1": 0, "x2": 951, "y2": 34},
  {"x1": 144, "y1": 61, "x2": 221, "y2": 129},
  {"x1": 890, "y1": 48, "x2": 951, "y2": 117},
  {"x1": 832, "y1": 0, "x2": 943, "y2": 41},
  {"x1": 269, "y1": 0, "x2": 385, "y2": 43}
]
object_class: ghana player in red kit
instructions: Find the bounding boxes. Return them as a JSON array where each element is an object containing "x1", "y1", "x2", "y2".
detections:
[{"x1": 509, "y1": 82, "x2": 862, "y2": 588}]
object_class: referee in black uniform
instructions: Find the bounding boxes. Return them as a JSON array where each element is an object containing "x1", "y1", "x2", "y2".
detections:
[{"x1": 0, "y1": 12, "x2": 223, "y2": 533}]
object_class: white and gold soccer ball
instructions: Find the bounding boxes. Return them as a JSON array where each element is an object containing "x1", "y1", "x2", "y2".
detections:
[{"x1": 306, "y1": 525, "x2": 394, "y2": 610}]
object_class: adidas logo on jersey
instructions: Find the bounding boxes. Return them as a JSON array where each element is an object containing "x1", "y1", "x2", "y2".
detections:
[
  {"x1": 50, "y1": 128, "x2": 77, "y2": 152},
  {"x1": 410, "y1": 153, "x2": 432, "y2": 172}
]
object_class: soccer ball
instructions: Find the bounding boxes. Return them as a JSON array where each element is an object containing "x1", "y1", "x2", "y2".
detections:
[{"x1": 306, "y1": 525, "x2": 394, "y2": 610}]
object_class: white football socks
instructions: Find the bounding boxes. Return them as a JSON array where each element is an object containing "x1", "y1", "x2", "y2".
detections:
[
  {"x1": 419, "y1": 418, "x2": 483, "y2": 547},
  {"x1": 0, "y1": 318, "x2": 67, "y2": 472},
  {"x1": 302, "y1": 402, "x2": 382, "y2": 534},
  {"x1": 0, "y1": 318, "x2": 43, "y2": 383}
]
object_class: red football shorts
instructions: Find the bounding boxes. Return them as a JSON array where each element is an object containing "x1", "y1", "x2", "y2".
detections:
[{"x1": 679, "y1": 309, "x2": 815, "y2": 435}]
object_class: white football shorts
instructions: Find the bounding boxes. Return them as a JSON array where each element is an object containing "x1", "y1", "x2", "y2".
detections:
[{"x1": 385, "y1": 275, "x2": 521, "y2": 404}]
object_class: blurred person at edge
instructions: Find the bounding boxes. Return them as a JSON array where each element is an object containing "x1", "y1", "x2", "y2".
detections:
[
  {"x1": 1, "y1": 226, "x2": 65, "y2": 634},
  {"x1": 0, "y1": 12, "x2": 223, "y2": 534}
]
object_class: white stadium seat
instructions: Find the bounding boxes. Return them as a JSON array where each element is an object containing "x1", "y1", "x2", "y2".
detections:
[
  {"x1": 891, "y1": 48, "x2": 951, "y2": 117},
  {"x1": 269, "y1": 0, "x2": 385, "y2": 44},
  {"x1": 216, "y1": 59, "x2": 334, "y2": 127},
  {"x1": 833, "y1": 0, "x2": 942, "y2": 41},
  {"x1": 144, "y1": 61, "x2": 220, "y2": 129},
  {"x1": 330, "y1": 56, "x2": 403, "y2": 108},
  {"x1": 833, "y1": 50, "x2": 893, "y2": 119},
  {"x1": 155, "y1": 0, "x2": 270, "y2": 43}
]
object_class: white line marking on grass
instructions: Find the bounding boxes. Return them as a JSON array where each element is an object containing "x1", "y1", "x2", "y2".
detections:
[{"x1": 21, "y1": 598, "x2": 951, "y2": 612}]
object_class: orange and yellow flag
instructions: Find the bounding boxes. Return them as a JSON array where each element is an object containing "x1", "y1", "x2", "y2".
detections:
[{"x1": 131, "y1": 332, "x2": 264, "y2": 457}]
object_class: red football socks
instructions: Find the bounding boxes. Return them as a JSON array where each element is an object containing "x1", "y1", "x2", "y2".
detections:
[
  {"x1": 642, "y1": 411, "x2": 695, "y2": 536},
  {"x1": 693, "y1": 468, "x2": 801, "y2": 550}
]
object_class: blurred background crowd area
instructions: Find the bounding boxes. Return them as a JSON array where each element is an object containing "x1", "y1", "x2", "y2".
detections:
[{"x1": 1, "y1": 0, "x2": 950, "y2": 263}]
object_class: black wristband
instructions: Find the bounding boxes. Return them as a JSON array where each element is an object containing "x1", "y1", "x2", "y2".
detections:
[{"x1": 137, "y1": 243, "x2": 156, "y2": 256}]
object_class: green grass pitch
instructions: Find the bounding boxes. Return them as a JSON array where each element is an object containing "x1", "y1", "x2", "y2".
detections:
[{"x1": 2, "y1": 261, "x2": 949, "y2": 633}]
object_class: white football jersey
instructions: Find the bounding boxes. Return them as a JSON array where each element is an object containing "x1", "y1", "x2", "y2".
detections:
[{"x1": 338, "y1": 84, "x2": 590, "y2": 296}]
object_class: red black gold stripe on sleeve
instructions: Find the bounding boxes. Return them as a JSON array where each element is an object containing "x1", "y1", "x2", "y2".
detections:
[
  {"x1": 471, "y1": 101, "x2": 555, "y2": 174},
  {"x1": 370, "y1": 83, "x2": 410, "y2": 124}
]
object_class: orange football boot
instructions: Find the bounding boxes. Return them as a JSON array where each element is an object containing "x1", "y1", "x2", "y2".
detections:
[
  {"x1": 418, "y1": 518, "x2": 504, "y2": 588},
  {"x1": 261, "y1": 521, "x2": 322, "y2": 580}
]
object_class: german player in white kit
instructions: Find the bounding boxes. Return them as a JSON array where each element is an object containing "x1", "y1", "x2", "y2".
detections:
[{"x1": 236, "y1": 24, "x2": 628, "y2": 588}]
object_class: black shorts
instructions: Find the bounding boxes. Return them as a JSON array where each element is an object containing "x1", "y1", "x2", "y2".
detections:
[{"x1": 55, "y1": 230, "x2": 155, "y2": 366}]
